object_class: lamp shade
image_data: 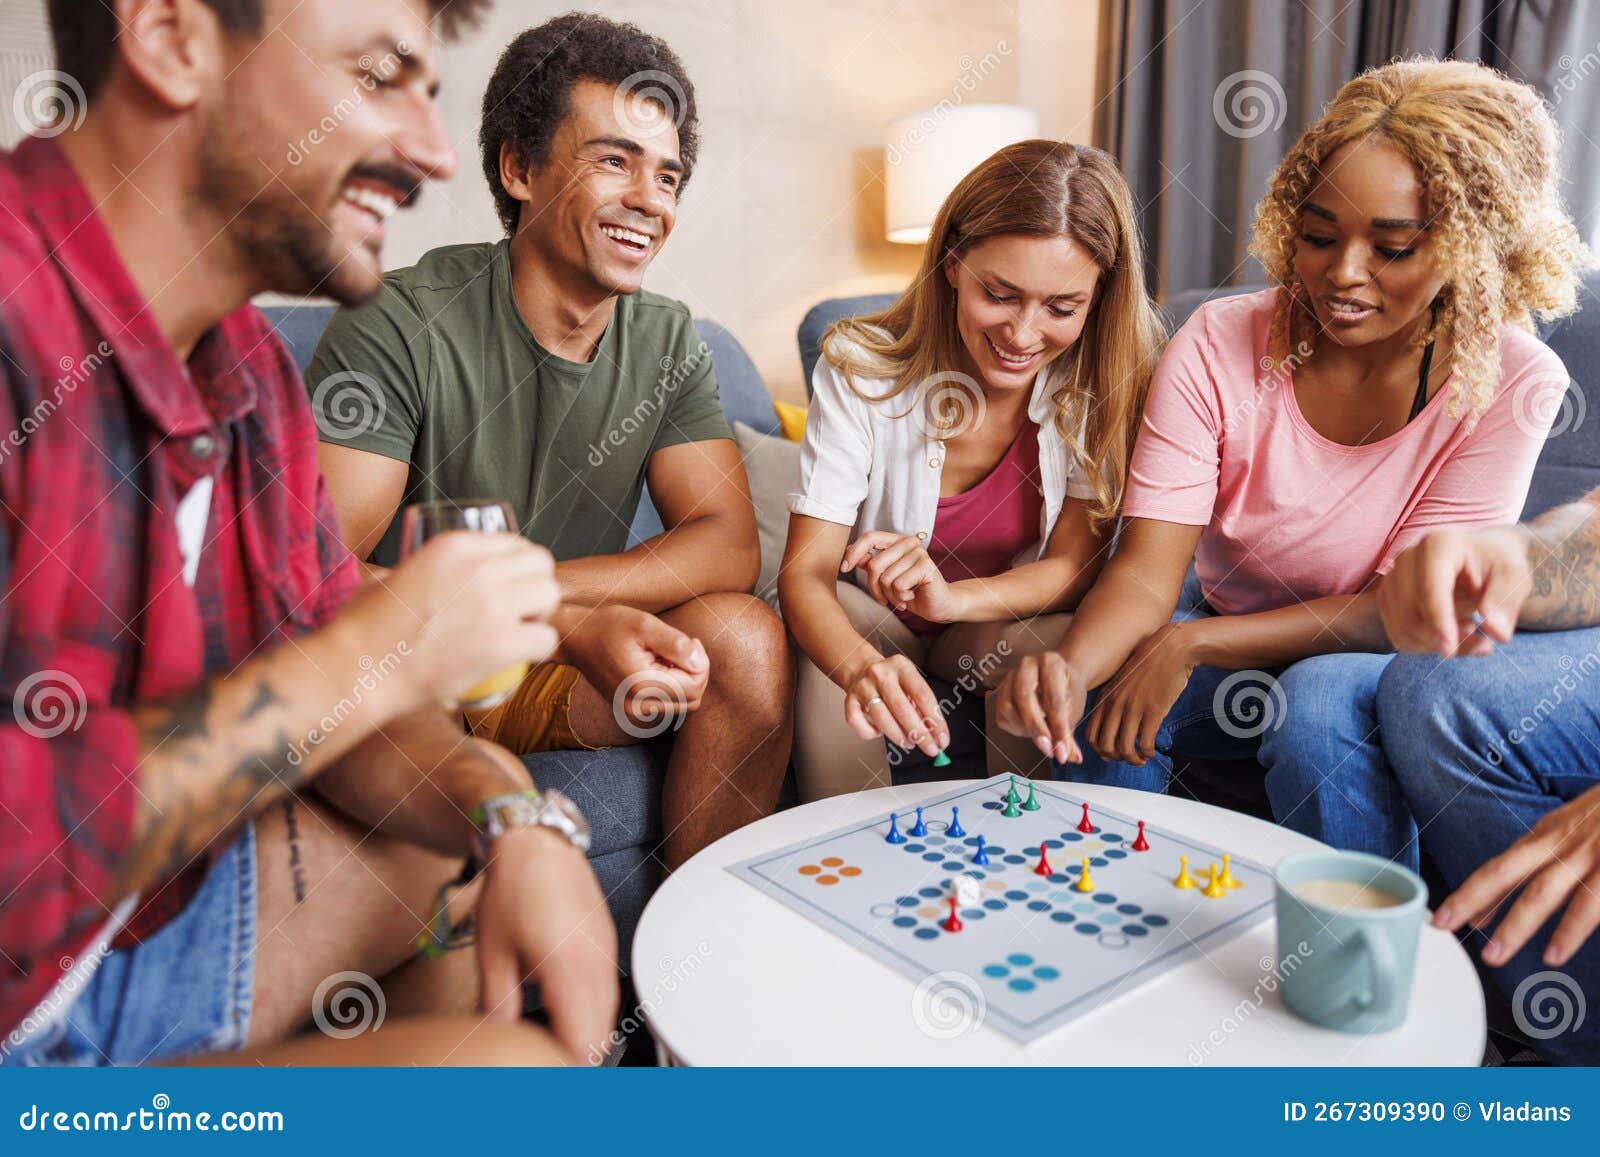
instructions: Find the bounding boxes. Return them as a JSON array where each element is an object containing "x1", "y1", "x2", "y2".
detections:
[{"x1": 884, "y1": 103, "x2": 1039, "y2": 244}]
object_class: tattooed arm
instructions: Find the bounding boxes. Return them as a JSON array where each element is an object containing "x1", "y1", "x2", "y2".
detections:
[
  {"x1": 1379, "y1": 485, "x2": 1600, "y2": 654},
  {"x1": 1521, "y1": 485, "x2": 1600, "y2": 630},
  {"x1": 117, "y1": 531, "x2": 560, "y2": 901}
]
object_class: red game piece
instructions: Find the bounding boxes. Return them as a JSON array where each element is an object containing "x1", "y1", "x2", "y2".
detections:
[
  {"x1": 1131, "y1": 820, "x2": 1150, "y2": 852},
  {"x1": 1034, "y1": 846, "x2": 1053, "y2": 876},
  {"x1": 942, "y1": 896, "x2": 964, "y2": 932},
  {"x1": 1077, "y1": 802, "x2": 1095, "y2": 833}
]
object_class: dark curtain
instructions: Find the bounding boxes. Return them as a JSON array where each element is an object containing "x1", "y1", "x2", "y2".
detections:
[{"x1": 1097, "y1": 0, "x2": 1600, "y2": 298}]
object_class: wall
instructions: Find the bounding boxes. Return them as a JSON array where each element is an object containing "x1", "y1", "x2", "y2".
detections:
[{"x1": 1, "y1": 0, "x2": 1101, "y2": 403}]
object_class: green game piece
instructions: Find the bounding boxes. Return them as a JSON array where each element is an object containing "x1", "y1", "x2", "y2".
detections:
[
  {"x1": 932, "y1": 749, "x2": 952, "y2": 768},
  {"x1": 1003, "y1": 775, "x2": 1022, "y2": 805},
  {"x1": 1021, "y1": 780, "x2": 1041, "y2": 811},
  {"x1": 1001, "y1": 799, "x2": 1022, "y2": 818}
]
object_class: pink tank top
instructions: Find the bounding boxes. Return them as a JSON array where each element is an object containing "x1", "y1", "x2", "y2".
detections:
[{"x1": 897, "y1": 423, "x2": 1044, "y2": 634}]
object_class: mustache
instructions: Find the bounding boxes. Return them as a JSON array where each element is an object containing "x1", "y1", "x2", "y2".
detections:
[{"x1": 345, "y1": 164, "x2": 425, "y2": 209}]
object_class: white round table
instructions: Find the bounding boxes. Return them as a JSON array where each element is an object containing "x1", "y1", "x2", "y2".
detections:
[{"x1": 632, "y1": 780, "x2": 1485, "y2": 1065}]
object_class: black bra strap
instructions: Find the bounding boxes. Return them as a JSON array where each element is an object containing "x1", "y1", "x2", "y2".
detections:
[{"x1": 1409, "y1": 340, "x2": 1435, "y2": 422}]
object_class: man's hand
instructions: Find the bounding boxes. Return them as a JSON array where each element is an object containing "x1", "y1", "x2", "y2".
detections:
[
  {"x1": 842, "y1": 531, "x2": 968, "y2": 624},
  {"x1": 1379, "y1": 526, "x2": 1533, "y2": 656},
  {"x1": 1434, "y1": 782, "x2": 1600, "y2": 970},
  {"x1": 993, "y1": 652, "x2": 1087, "y2": 764},
  {"x1": 1082, "y1": 623, "x2": 1194, "y2": 765},
  {"x1": 559, "y1": 605, "x2": 709, "y2": 727},
  {"x1": 475, "y1": 827, "x2": 619, "y2": 1063},
  {"x1": 364, "y1": 530, "x2": 561, "y2": 707}
]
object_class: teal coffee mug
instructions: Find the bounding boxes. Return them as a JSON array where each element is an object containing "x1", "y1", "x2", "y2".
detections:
[{"x1": 1274, "y1": 850, "x2": 1426, "y2": 1033}]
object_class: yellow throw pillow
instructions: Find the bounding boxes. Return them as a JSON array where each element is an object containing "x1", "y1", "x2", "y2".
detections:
[{"x1": 774, "y1": 400, "x2": 808, "y2": 442}]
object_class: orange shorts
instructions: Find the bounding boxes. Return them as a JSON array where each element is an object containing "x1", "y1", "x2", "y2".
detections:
[{"x1": 462, "y1": 662, "x2": 606, "y2": 754}]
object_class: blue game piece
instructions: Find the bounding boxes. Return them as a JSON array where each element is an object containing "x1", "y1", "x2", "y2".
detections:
[
  {"x1": 971, "y1": 834, "x2": 991, "y2": 866},
  {"x1": 947, "y1": 806, "x2": 965, "y2": 838},
  {"x1": 885, "y1": 813, "x2": 906, "y2": 844},
  {"x1": 909, "y1": 806, "x2": 928, "y2": 837}
]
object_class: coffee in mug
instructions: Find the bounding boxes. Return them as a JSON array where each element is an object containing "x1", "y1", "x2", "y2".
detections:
[{"x1": 1294, "y1": 878, "x2": 1404, "y2": 911}]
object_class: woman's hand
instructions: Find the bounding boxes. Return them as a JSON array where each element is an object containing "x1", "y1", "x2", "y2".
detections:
[
  {"x1": 841, "y1": 531, "x2": 967, "y2": 624},
  {"x1": 993, "y1": 652, "x2": 1088, "y2": 764},
  {"x1": 1378, "y1": 526, "x2": 1531, "y2": 656},
  {"x1": 843, "y1": 654, "x2": 950, "y2": 758},
  {"x1": 1082, "y1": 622, "x2": 1195, "y2": 765},
  {"x1": 1434, "y1": 782, "x2": 1600, "y2": 969}
]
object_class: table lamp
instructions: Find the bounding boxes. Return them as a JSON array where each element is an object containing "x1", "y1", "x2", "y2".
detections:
[{"x1": 884, "y1": 103, "x2": 1040, "y2": 244}]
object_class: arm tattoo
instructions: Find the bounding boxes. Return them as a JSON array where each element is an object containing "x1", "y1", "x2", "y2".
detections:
[
  {"x1": 121, "y1": 677, "x2": 301, "y2": 891},
  {"x1": 1524, "y1": 490, "x2": 1600, "y2": 631}
]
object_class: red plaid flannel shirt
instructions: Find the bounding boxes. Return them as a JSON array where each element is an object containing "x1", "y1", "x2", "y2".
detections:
[{"x1": 0, "y1": 138, "x2": 360, "y2": 1034}]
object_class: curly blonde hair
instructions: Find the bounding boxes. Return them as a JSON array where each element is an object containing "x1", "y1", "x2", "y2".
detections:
[{"x1": 1249, "y1": 57, "x2": 1587, "y2": 425}]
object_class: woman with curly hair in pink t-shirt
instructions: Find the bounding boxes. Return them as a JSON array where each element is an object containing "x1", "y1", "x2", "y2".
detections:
[{"x1": 993, "y1": 58, "x2": 1588, "y2": 868}]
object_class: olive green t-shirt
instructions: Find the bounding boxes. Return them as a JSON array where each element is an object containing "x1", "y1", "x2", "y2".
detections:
[{"x1": 305, "y1": 240, "x2": 731, "y2": 565}]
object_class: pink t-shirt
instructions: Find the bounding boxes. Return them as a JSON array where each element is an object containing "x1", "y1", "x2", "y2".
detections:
[
  {"x1": 897, "y1": 422, "x2": 1044, "y2": 634},
  {"x1": 1122, "y1": 290, "x2": 1565, "y2": 615}
]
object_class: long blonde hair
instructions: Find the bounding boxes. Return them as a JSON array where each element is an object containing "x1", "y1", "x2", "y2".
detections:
[
  {"x1": 822, "y1": 140, "x2": 1164, "y2": 528},
  {"x1": 1250, "y1": 57, "x2": 1587, "y2": 425}
]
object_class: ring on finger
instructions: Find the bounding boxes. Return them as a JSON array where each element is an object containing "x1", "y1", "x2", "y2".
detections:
[{"x1": 863, "y1": 696, "x2": 884, "y2": 711}]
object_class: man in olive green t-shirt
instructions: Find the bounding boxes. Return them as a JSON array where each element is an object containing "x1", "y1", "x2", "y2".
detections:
[{"x1": 307, "y1": 15, "x2": 791, "y2": 869}]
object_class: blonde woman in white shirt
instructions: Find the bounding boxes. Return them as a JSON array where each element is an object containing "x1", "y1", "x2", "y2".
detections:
[{"x1": 779, "y1": 140, "x2": 1163, "y2": 800}]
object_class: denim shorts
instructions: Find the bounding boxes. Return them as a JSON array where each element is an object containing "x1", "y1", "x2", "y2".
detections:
[{"x1": 1, "y1": 823, "x2": 257, "y2": 1067}]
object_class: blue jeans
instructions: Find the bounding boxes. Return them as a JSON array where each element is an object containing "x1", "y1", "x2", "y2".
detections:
[
  {"x1": 1060, "y1": 577, "x2": 1414, "y2": 865},
  {"x1": 1379, "y1": 628, "x2": 1600, "y2": 1065},
  {"x1": 1, "y1": 824, "x2": 257, "y2": 1067}
]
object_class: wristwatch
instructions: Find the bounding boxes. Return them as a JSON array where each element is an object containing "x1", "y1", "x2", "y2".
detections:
[{"x1": 470, "y1": 789, "x2": 592, "y2": 861}]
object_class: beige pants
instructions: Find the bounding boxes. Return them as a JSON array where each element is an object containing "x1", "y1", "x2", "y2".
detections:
[{"x1": 793, "y1": 579, "x2": 1073, "y2": 801}]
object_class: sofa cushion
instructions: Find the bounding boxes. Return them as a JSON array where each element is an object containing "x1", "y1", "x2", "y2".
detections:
[
  {"x1": 732, "y1": 421, "x2": 800, "y2": 607},
  {"x1": 797, "y1": 293, "x2": 898, "y2": 390}
]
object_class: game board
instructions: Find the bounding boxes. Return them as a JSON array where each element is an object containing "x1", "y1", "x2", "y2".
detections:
[{"x1": 729, "y1": 774, "x2": 1275, "y2": 1045}]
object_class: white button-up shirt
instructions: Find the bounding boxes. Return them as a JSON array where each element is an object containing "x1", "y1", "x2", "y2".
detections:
[{"x1": 789, "y1": 354, "x2": 1095, "y2": 564}]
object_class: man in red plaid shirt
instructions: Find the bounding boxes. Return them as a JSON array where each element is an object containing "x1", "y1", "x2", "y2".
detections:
[{"x1": 0, "y1": 0, "x2": 617, "y2": 1066}]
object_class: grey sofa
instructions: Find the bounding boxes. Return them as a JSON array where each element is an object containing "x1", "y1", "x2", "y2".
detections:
[
  {"x1": 262, "y1": 303, "x2": 782, "y2": 968},
  {"x1": 800, "y1": 274, "x2": 1600, "y2": 815}
]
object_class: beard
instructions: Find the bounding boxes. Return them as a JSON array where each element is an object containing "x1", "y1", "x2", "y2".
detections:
[{"x1": 194, "y1": 108, "x2": 383, "y2": 306}]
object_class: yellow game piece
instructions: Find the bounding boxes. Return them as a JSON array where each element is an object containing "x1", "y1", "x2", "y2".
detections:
[
  {"x1": 1219, "y1": 853, "x2": 1242, "y2": 889},
  {"x1": 1173, "y1": 855, "x2": 1196, "y2": 889},
  {"x1": 1200, "y1": 863, "x2": 1226, "y2": 899},
  {"x1": 1074, "y1": 856, "x2": 1095, "y2": 893}
]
